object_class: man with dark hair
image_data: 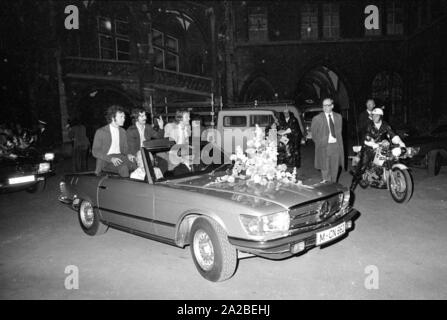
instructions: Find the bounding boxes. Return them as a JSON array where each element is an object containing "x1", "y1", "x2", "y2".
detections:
[
  {"x1": 92, "y1": 105, "x2": 137, "y2": 177},
  {"x1": 127, "y1": 108, "x2": 164, "y2": 156},
  {"x1": 311, "y1": 98, "x2": 345, "y2": 183}
]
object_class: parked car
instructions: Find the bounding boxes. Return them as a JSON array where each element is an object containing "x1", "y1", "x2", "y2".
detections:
[
  {"x1": 59, "y1": 139, "x2": 359, "y2": 282},
  {"x1": 402, "y1": 124, "x2": 447, "y2": 176},
  {"x1": 0, "y1": 147, "x2": 55, "y2": 193},
  {"x1": 302, "y1": 105, "x2": 323, "y2": 141}
]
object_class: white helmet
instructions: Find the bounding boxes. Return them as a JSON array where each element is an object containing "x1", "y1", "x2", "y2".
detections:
[{"x1": 371, "y1": 108, "x2": 384, "y2": 116}]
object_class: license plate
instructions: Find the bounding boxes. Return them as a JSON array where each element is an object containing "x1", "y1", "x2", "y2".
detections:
[
  {"x1": 9, "y1": 175, "x2": 36, "y2": 185},
  {"x1": 316, "y1": 222, "x2": 346, "y2": 246}
]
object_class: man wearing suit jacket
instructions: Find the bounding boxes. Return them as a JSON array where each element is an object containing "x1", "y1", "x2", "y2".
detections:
[
  {"x1": 127, "y1": 108, "x2": 164, "y2": 156},
  {"x1": 358, "y1": 99, "x2": 375, "y2": 139},
  {"x1": 311, "y1": 98, "x2": 345, "y2": 183},
  {"x1": 92, "y1": 105, "x2": 137, "y2": 177}
]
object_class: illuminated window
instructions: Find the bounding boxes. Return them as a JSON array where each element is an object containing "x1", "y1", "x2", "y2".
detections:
[
  {"x1": 322, "y1": 3, "x2": 339, "y2": 39},
  {"x1": 248, "y1": 7, "x2": 268, "y2": 42},
  {"x1": 151, "y1": 29, "x2": 179, "y2": 72},
  {"x1": 301, "y1": 3, "x2": 318, "y2": 40},
  {"x1": 387, "y1": 1, "x2": 403, "y2": 35},
  {"x1": 97, "y1": 16, "x2": 130, "y2": 61}
]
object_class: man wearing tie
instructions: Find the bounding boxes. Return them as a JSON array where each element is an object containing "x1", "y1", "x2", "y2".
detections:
[{"x1": 311, "y1": 98, "x2": 345, "y2": 183}]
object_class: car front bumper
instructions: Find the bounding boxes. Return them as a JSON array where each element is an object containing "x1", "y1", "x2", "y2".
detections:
[
  {"x1": 228, "y1": 208, "x2": 359, "y2": 259},
  {"x1": 0, "y1": 171, "x2": 55, "y2": 193}
]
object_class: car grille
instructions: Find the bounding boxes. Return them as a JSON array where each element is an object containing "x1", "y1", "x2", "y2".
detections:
[{"x1": 289, "y1": 193, "x2": 343, "y2": 230}]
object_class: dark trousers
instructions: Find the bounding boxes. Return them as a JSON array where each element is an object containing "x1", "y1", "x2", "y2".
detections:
[
  {"x1": 103, "y1": 153, "x2": 137, "y2": 177},
  {"x1": 73, "y1": 146, "x2": 89, "y2": 172},
  {"x1": 351, "y1": 147, "x2": 375, "y2": 189}
]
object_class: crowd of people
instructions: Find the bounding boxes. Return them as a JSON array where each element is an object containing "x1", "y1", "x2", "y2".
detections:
[
  {"x1": 89, "y1": 105, "x2": 193, "y2": 180},
  {"x1": 0, "y1": 120, "x2": 49, "y2": 156},
  {"x1": 69, "y1": 96, "x2": 406, "y2": 193}
]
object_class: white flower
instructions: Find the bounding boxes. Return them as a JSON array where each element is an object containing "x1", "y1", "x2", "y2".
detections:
[{"x1": 227, "y1": 176, "x2": 235, "y2": 183}]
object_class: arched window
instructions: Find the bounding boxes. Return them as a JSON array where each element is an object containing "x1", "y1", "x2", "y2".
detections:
[{"x1": 243, "y1": 77, "x2": 275, "y2": 102}]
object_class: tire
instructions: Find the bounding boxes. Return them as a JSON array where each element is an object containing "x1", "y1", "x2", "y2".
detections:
[
  {"x1": 388, "y1": 168, "x2": 413, "y2": 203},
  {"x1": 78, "y1": 200, "x2": 108, "y2": 236},
  {"x1": 26, "y1": 180, "x2": 46, "y2": 193},
  {"x1": 427, "y1": 151, "x2": 441, "y2": 176},
  {"x1": 189, "y1": 217, "x2": 237, "y2": 282}
]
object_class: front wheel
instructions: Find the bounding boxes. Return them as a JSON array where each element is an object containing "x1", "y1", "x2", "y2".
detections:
[
  {"x1": 189, "y1": 217, "x2": 237, "y2": 282},
  {"x1": 388, "y1": 168, "x2": 413, "y2": 203},
  {"x1": 78, "y1": 200, "x2": 108, "y2": 236}
]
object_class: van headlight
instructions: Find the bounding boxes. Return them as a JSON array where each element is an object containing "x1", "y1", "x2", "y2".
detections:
[
  {"x1": 240, "y1": 211, "x2": 290, "y2": 237},
  {"x1": 44, "y1": 153, "x2": 55, "y2": 161},
  {"x1": 38, "y1": 162, "x2": 51, "y2": 173}
]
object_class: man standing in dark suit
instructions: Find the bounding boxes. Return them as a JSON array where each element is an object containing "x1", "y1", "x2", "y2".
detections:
[
  {"x1": 311, "y1": 98, "x2": 345, "y2": 183},
  {"x1": 126, "y1": 108, "x2": 164, "y2": 156},
  {"x1": 358, "y1": 99, "x2": 375, "y2": 138},
  {"x1": 92, "y1": 105, "x2": 137, "y2": 177}
]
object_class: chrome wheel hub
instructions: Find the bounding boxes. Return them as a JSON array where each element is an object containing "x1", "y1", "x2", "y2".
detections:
[
  {"x1": 193, "y1": 229, "x2": 214, "y2": 271},
  {"x1": 80, "y1": 202, "x2": 94, "y2": 228}
]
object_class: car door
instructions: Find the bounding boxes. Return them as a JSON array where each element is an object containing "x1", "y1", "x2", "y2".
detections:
[{"x1": 97, "y1": 176, "x2": 156, "y2": 236}]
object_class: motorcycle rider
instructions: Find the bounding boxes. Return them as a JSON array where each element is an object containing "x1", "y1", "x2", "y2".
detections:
[{"x1": 350, "y1": 107, "x2": 405, "y2": 192}]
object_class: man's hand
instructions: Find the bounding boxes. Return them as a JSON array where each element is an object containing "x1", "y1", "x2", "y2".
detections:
[
  {"x1": 127, "y1": 154, "x2": 136, "y2": 162},
  {"x1": 155, "y1": 116, "x2": 164, "y2": 129},
  {"x1": 111, "y1": 157, "x2": 123, "y2": 166}
]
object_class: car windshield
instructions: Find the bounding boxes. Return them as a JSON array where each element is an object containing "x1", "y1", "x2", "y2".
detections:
[{"x1": 143, "y1": 145, "x2": 231, "y2": 182}]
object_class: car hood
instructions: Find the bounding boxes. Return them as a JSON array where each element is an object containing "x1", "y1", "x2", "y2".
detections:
[
  {"x1": 167, "y1": 174, "x2": 346, "y2": 210},
  {"x1": 0, "y1": 155, "x2": 39, "y2": 175}
]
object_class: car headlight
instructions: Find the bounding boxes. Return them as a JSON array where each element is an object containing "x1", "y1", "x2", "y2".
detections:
[
  {"x1": 38, "y1": 162, "x2": 51, "y2": 173},
  {"x1": 239, "y1": 211, "x2": 290, "y2": 238},
  {"x1": 44, "y1": 153, "x2": 55, "y2": 161}
]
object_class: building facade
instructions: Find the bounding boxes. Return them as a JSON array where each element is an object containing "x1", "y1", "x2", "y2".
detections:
[
  {"x1": 2, "y1": 0, "x2": 446, "y2": 146},
  {"x1": 223, "y1": 0, "x2": 447, "y2": 138}
]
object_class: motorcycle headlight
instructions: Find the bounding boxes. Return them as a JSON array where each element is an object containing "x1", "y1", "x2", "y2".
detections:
[
  {"x1": 44, "y1": 153, "x2": 55, "y2": 161},
  {"x1": 38, "y1": 162, "x2": 51, "y2": 173},
  {"x1": 240, "y1": 211, "x2": 290, "y2": 238},
  {"x1": 352, "y1": 146, "x2": 362, "y2": 153},
  {"x1": 391, "y1": 147, "x2": 401, "y2": 157}
]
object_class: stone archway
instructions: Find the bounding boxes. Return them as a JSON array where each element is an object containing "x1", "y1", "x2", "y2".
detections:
[
  {"x1": 295, "y1": 65, "x2": 351, "y2": 116},
  {"x1": 241, "y1": 76, "x2": 275, "y2": 102}
]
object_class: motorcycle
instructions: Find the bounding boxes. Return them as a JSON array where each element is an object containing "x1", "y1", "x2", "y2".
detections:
[{"x1": 351, "y1": 140, "x2": 419, "y2": 203}]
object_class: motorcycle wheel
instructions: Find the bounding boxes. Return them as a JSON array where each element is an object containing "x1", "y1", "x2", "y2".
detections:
[{"x1": 388, "y1": 168, "x2": 413, "y2": 203}]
